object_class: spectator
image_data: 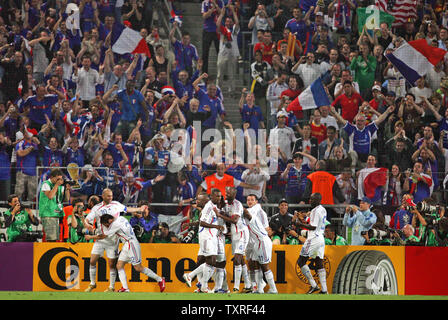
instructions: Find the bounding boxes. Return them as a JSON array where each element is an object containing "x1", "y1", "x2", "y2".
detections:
[
  {"x1": 266, "y1": 0, "x2": 291, "y2": 32},
  {"x1": 67, "y1": 198, "x2": 91, "y2": 244},
  {"x1": 216, "y1": 4, "x2": 240, "y2": 96},
  {"x1": 23, "y1": 85, "x2": 63, "y2": 131},
  {"x1": 331, "y1": 80, "x2": 363, "y2": 124},
  {"x1": 343, "y1": 197, "x2": 377, "y2": 245},
  {"x1": 0, "y1": 51, "x2": 28, "y2": 103},
  {"x1": 280, "y1": 152, "x2": 315, "y2": 204},
  {"x1": 292, "y1": 123, "x2": 318, "y2": 163},
  {"x1": 72, "y1": 55, "x2": 104, "y2": 107},
  {"x1": 169, "y1": 23, "x2": 199, "y2": 77},
  {"x1": 291, "y1": 52, "x2": 324, "y2": 89},
  {"x1": 241, "y1": 160, "x2": 270, "y2": 201},
  {"x1": 248, "y1": 4, "x2": 274, "y2": 45},
  {"x1": 349, "y1": 43, "x2": 376, "y2": 98},
  {"x1": 269, "y1": 110, "x2": 297, "y2": 160},
  {"x1": 15, "y1": 128, "x2": 40, "y2": 201},
  {"x1": 250, "y1": 50, "x2": 273, "y2": 114},
  {"x1": 330, "y1": 105, "x2": 395, "y2": 164},
  {"x1": 201, "y1": 0, "x2": 223, "y2": 74},
  {"x1": 253, "y1": 30, "x2": 276, "y2": 66},
  {"x1": 318, "y1": 125, "x2": 342, "y2": 160},
  {"x1": 266, "y1": 71, "x2": 289, "y2": 129},
  {"x1": 389, "y1": 194, "x2": 414, "y2": 230},
  {"x1": 239, "y1": 89, "x2": 265, "y2": 132},
  {"x1": 285, "y1": 6, "x2": 312, "y2": 50},
  {"x1": 403, "y1": 160, "x2": 434, "y2": 203}
]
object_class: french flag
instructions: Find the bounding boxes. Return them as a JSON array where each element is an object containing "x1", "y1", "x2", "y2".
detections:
[
  {"x1": 287, "y1": 77, "x2": 330, "y2": 113},
  {"x1": 385, "y1": 39, "x2": 447, "y2": 86},
  {"x1": 111, "y1": 23, "x2": 151, "y2": 58},
  {"x1": 358, "y1": 167, "x2": 388, "y2": 203},
  {"x1": 409, "y1": 173, "x2": 433, "y2": 203}
]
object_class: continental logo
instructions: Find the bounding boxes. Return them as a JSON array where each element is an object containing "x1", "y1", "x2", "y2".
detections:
[
  {"x1": 295, "y1": 257, "x2": 331, "y2": 285},
  {"x1": 36, "y1": 246, "x2": 290, "y2": 290}
]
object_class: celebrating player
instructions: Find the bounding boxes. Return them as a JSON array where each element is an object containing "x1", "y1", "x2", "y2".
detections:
[
  {"x1": 296, "y1": 192, "x2": 328, "y2": 294},
  {"x1": 86, "y1": 214, "x2": 166, "y2": 292},
  {"x1": 243, "y1": 194, "x2": 278, "y2": 294},
  {"x1": 83, "y1": 188, "x2": 148, "y2": 292}
]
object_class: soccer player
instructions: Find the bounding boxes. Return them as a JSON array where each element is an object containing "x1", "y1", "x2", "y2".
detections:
[
  {"x1": 83, "y1": 188, "x2": 147, "y2": 292},
  {"x1": 243, "y1": 194, "x2": 278, "y2": 294},
  {"x1": 296, "y1": 193, "x2": 328, "y2": 294},
  {"x1": 183, "y1": 189, "x2": 223, "y2": 293},
  {"x1": 86, "y1": 214, "x2": 166, "y2": 293},
  {"x1": 215, "y1": 186, "x2": 251, "y2": 293}
]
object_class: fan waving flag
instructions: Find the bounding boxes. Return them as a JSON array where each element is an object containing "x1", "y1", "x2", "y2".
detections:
[
  {"x1": 357, "y1": 6, "x2": 395, "y2": 34},
  {"x1": 375, "y1": 0, "x2": 417, "y2": 27},
  {"x1": 287, "y1": 77, "x2": 330, "y2": 113},
  {"x1": 358, "y1": 167, "x2": 389, "y2": 203},
  {"x1": 111, "y1": 23, "x2": 151, "y2": 58},
  {"x1": 385, "y1": 39, "x2": 447, "y2": 86}
]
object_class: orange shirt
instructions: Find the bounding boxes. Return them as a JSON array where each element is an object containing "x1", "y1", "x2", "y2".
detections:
[
  {"x1": 307, "y1": 171, "x2": 336, "y2": 204},
  {"x1": 204, "y1": 173, "x2": 235, "y2": 199}
]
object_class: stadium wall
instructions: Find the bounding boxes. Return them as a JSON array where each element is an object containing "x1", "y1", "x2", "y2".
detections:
[{"x1": 0, "y1": 243, "x2": 446, "y2": 295}]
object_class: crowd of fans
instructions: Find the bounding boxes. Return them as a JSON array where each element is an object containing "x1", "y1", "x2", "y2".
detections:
[{"x1": 1, "y1": 0, "x2": 448, "y2": 246}]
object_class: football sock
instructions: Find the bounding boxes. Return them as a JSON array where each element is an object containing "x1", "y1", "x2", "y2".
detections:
[
  {"x1": 301, "y1": 264, "x2": 317, "y2": 288},
  {"x1": 142, "y1": 267, "x2": 162, "y2": 282},
  {"x1": 242, "y1": 264, "x2": 251, "y2": 288},
  {"x1": 318, "y1": 268, "x2": 327, "y2": 292},
  {"x1": 109, "y1": 269, "x2": 117, "y2": 288},
  {"x1": 234, "y1": 265, "x2": 242, "y2": 290},
  {"x1": 117, "y1": 268, "x2": 129, "y2": 290},
  {"x1": 89, "y1": 265, "x2": 96, "y2": 285},
  {"x1": 264, "y1": 270, "x2": 277, "y2": 291}
]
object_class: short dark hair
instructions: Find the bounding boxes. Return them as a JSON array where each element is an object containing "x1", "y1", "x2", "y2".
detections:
[
  {"x1": 72, "y1": 198, "x2": 84, "y2": 206},
  {"x1": 49, "y1": 169, "x2": 64, "y2": 178},
  {"x1": 100, "y1": 214, "x2": 115, "y2": 225},
  {"x1": 7, "y1": 194, "x2": 19, "y2": 204}
]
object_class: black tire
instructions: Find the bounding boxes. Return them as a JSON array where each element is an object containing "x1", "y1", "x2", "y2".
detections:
[{"x1": 332, "y1": 250, "x2": 398, "y2": 295}]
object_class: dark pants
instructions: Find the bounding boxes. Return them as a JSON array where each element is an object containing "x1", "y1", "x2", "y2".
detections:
[{"x1": 202, "y1": 30, "x2": 220, "y2": 74}]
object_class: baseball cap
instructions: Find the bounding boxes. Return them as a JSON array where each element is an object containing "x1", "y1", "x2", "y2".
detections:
[
  {"x1": 360, "y1": 196, "x2": 372, "y2": 204},
  {"x1": 277, "y1": 110, "x2": 288, "y2": 118},
  {"x1": 372, "y1": 85, "x2": 382, "y2": 91},
  {"x1": 386, "y1": 91, "x2": 396, "y2": 97},
  {"x1": 278, "y1": 198, "x2": 288, "y2": 205}
]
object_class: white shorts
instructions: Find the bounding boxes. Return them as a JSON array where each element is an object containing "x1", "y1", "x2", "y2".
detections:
[
  {"x1": 300, "y1": 236, "x2": 325, "y2": 259},
  {"x1": 252, "y1": 237, "x2": 272, "y2": 265},
  {"x1": 245, "y1": 237, "x2": 255, "y2": 260},
  {"x1": 91, "y1": 239, "x2": 119, "y2": 259},
  {"x1": 198, "y1": 233, "x2": 218, "y2": 257},
  {"x1": 232, "y1": 230, "x2": 249, "y2": 256},
  {"x1": 119, "y1": 240, "x2": 142, "y2": 266},
  {"x1": 216, "y1": 233, "x2": 226, "y2": 263}
]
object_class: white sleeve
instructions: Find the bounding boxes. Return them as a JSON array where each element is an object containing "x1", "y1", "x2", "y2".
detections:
[{"x1": 41, "y1": 183, "x2": 51, "y2": 192}]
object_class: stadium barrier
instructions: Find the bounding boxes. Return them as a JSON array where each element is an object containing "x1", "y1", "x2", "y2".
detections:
[{"x1": 1, "y1": 242, "x2": 447, "y2": 295}]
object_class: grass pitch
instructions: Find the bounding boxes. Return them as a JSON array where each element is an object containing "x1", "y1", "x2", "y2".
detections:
[{"x1": 0, "y1": 291, "x2": 446, "y2": 300}]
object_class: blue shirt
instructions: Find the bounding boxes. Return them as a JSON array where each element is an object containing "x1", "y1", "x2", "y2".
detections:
[
  {"x1": 16, "y1": 140, "x2": 39, "y2": 176},
  {"x1": 42, "y1": 147, "x2": 64, "y2": 167},
  {"x1": 107, "y1": 142, "x2": 135, "y2": 166},
  {"x1": 201, "y1": 0, "x2": 223, "y2": 32},
  {"x1": 24, "y1": 94, "x2": 59, "y2": 125},
  {"x1": 344, "y1": 122, "x2": 378, "y2": 156},
  {"x1": 196, "y1": 88, "x2": 225, "y2": 128},
  {"x1": 144, "y1": 147, "x2": 170, "y2": 175},
  {"x1": 0, "y1": 145, "x2": 11, "y2": 180},
  {"x1": 241, "y1": 104, "x2": 264, "y2": 131},
  {"x1": 173, "y1": 40, "x2": 199, "y2": 72},
  {"x1": 116, "y1": 89, "x2": 145, "y2": 122},
  {"x1": 283, "y1": 164, "x2": 311, "y2": 197},
  {"x1": 285, "y1": 18, "x2": 311, "y2": 44},
  {"x1": 64, "y1": 148, "x2": 85, "y2": 167},
  {"x1": 343, "y1": 209, "x2": 377, "y2": 245}
]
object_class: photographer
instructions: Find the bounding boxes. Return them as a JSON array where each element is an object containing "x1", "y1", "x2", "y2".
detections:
[
  {"x1": 67, "y1": 198, "x2": 91, "y2": 244},
  {"x1": 129, "y1": 200, "x2": 159, "y2": 243},
  {"x1": 149, "y1": 222, "x2": 180, "y2": 243},
  {"x1": 269, "y1": 199, "x2": 301, "y2": 245},
  {"x1": 343, "y1": 197, "x2": 377, "y2": 245},
  {"x1": 324, "y1": 224, "x2": 348, "y2": 245},
  {"x1": 38, "y1": 168, "x2": 71, "y2": 242},
  {"x1": 412, "y1": 199, "x2": 448, "y2": 246},
  {"x1": 181, "y1": 192, "x2": 210, "y2": 244},
  {"x1": 3, "y1": 194, "x2": 40, "y2": 242}
]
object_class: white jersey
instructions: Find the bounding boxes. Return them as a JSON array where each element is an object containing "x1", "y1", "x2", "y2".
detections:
[
  {"x1": 199, "y1": 200, "x2": 219, "y2": 238},
  {"x1": 102, "y1": 216, "x2": 137, "y2": 243},
  {"x1": 223, "y1": 199, "x2": 247, "y2": 239},
  {"x1": 308, "y1": 205, "x2": 327, "y2": 239},
  {"x1": 85, "y1": 200, "x2": 126, "y2": 246},
  {"x1": 245, "y1": 203, "x2": 269, "y2": 242}
]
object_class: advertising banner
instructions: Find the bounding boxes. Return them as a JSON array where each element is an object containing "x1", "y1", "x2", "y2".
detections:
[
  {"x1": 405, "y1": 246, "x2": 448, "y2": 295},
  {"x1": 32, "y1": 243, "x2": 405, "y2": 294},
  {"x1": 0, "y1": 242, "x2": 34, "y2": 291}
]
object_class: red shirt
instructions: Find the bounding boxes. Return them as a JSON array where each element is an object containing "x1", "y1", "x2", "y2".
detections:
[
  {"x1": 369, "y1": 98, "x2": 379, "y2": 110},
  {"x1": 311, "y1": 122, "x2": 327, "y2": 144},
  {"x1": 332, "y1": 92, "x2": 364, "y2": 123},
  {"x1": 254, "y1": 41, "x2": 275, "y2": 65},
  {"x1": 282, "y1": 88, "x2": 302, "y2": 119}
]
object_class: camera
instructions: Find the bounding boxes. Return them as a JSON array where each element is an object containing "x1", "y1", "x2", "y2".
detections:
[
  {"x1": 182, "y1": 228, "x2": 196, "y2": 243},
  {"x1": 64, "y1": 180, "x2": 78, "y2": 186},
  {"x1": 190, "y1": 197, "x2": 197, "y2": 205},
  {"x1": 416, "y1": 201, "x2": 439, "y2": 216},
  {"x1": 361, "y1": 227, "x2": 403, "y2": 240},
  {"x1": 20, "y1": 230, "x2": 43, "y2": 242},
  {"x1": 133, "y1": 224, "x2": 145, "y2": 238}
]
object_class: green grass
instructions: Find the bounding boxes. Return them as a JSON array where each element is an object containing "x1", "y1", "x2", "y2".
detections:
[{"x1": 0, "y1": 291, "x2": 447, "y2": 300}]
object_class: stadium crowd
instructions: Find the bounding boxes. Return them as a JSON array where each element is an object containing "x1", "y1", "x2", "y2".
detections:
[{"x1": 1, "y1": 0, "x2": 448, "y2": 247}]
